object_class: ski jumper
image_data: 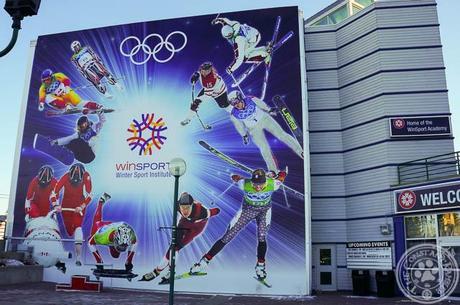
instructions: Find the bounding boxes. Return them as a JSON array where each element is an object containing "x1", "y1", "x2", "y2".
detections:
[{"x1": 231, "y1": 96, "x2": 303, "y2": 171}]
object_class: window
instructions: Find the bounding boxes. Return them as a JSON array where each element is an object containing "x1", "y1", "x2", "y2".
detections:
[
  {"x1": 320, "y1": 248, "x2": 332, "y2": 265},
  {"x1": 405, "y1": 215, "x2": 437, "y2": 239},
  {"x1": 438, "y1": 213, "x2": 460, "y2": 237},
  {"x1": 309, "y1": 0, "x2": 375, "y2": 27}
]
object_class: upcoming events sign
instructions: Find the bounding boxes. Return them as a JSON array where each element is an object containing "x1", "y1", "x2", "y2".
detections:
[
  {"x1": 390, "y1": 116, "x2": 451, "y2": 137},
  {"x1": 346, "y1": 241, "x2": 392, "y2": 270},
  {"x1": 395, "y1": 180, "x2": 460, "y2": 213}
]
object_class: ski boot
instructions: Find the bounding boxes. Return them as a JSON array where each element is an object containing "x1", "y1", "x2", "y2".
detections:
[
  {"x1": 125, "y1": 262, "x2": 133, "y2": 272},
  {"x1": 255, "y1": 262, "x2": 267, "y2": 280},
  {"x1": 158, "y1": 271, "x2": 170, "y2": 285},
  {"x1": 139, "y1": 269, "x2": 160, "y2": 282},
  {"x1": 75, "y1": 260, "x2": 82, "y2": 267},
  {"x1": 190, "y1": 257, "x2": 209, "y2": 275},
  {"x1": 100, "y1": 192, "x2": 111, "y2": 204},
  {"x1": 95, "y1": 264, "x2": 104, "y2": 272}
]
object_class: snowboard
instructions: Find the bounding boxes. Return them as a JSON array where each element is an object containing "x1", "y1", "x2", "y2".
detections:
[{"x1": 33, "y1": 134, "x2": 74, "y2": 165}]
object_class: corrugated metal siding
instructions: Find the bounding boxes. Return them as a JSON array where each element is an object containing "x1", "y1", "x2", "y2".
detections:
[{"x1": 305, "y1": 0, "x2": 452, "y2": 292}]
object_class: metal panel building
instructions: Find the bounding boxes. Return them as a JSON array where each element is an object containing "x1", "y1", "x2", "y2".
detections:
[{"x1": 305, "y1": 0, "x2": 454, "y2": 291}]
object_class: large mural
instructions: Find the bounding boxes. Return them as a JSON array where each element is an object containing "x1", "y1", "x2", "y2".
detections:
[{"x1": 9, "y1": 6, "x2": 308, "y2": 295}]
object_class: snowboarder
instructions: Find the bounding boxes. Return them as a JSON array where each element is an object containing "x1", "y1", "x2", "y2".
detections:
[
  {"x1": 212, "y1": 17, "x2": 271, "y2": 75},
  {"x1": 51, "y1": 113, "x2": 105, "y2": 164},
  {"x1": 51, "y1": 163, "x2": 92, "y2": 266},
  {"x1": 24, "y1": 165, "x2": 57, "y2": 221},
  {"x1": 190, "y1": 169, "x2": 286, "y2": 282},
  {"x1": 88, "y1": 193, "x2": 137, "y2": 272},
  {"x1": 140, "y1": 192, "x2": 220, "y2": 284},
  {"x1": 38, "y1": 69, "x2": 102, "y2": 113},
  {"x1": 70, "y1": 41, "x2": 121, "y2": 98},
  {"x1": 228, "y1": 90, "x2": 303, "y2": 172}
]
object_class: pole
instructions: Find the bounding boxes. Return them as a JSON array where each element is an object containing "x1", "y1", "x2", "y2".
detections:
[{"x1": 168, "y1": 175, "x2": 180, "y2": 305}]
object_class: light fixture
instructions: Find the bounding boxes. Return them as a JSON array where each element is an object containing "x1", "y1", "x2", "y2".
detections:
[
  {"x1": 167, "y1": 157, "x2": 186, "y2": 305},
  {"x1": 1, "y1": 0, "x2": 41, "y2": 57}
]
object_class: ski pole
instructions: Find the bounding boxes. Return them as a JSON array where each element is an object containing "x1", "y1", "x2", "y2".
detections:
[
  {"x1": 210, "y1": 182, "x2": 235, "y2": 205},
  {"x1": 229, "y1": 72, "x2": 246, "y2": 98},
  {"x1": 195, "y1": 111, "x2": 212, "y2": 130}
]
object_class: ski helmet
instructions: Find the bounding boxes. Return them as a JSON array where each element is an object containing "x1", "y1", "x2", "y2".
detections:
[
  {"x1": 41, "y1": 69, "x2": 53, "y2": 82},
  {"x1": 228, "y1": 90, "x2": 243, "y2": 105},
  {"x1": 199, "y1": 62, "x2": 213, "y2": 71},
  {"x1": 221, "y1": 25, "x2": 234, "y2": 39},
  {"x1": 77, "y1": 116, "x2": 89, "y2": 128},
  {"x1": 178, "y1": 192, "x2": 194, "y2": 206},
  {"x1": 70, "y1": 40, "x2": 81, "y2": 53},
  {"x1": 251, "y1": 169, "x2": 266, "y2": 185},
  {"x1": 37, "y1": 165, "x2": 54, "y2": 186},
  {"x1": 114, "y1": 223, "x2": 134, "y2": 252},
  {"x1": 69, "y1": 163, "x2": 85, "y2": 184}
]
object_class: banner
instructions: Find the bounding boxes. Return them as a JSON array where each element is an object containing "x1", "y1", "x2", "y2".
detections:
[
  {"x1": 346, "y1": 241, "x2": 392, "y2": 270},
  {"x1": 9, "y1": 6, "x2": 308, "y2": 295},
  {"x1": 389, "y1": 116, "x2": 452, "y2": 137},
  {"x1": 394, "y1": 181, "x2": 460, "y2": 213}
]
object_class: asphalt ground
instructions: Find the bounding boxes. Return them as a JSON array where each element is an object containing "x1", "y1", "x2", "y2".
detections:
[{"x1": 1, "y1": 282, "x2": 460, "y2": 305}]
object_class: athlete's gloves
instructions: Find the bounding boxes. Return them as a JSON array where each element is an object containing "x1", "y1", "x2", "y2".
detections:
[
  {"x1": 268, "y1": 107, "x2": 278, "y2": 116},
  {"x1": 226, "y1": 66, "x2": 233, "y2": 75},
  {"x1": 50, "y1": 139, "x2": 58, "y2": 146},
  {"x1": 38, "y1": 102, "x2": 45, "y2": 112},
  {"x1": 277, "y1": 171, "x2": 287, "y2": 182},
  {"x1": 211, "y1": 18, "x2": 224, "y2": 25},
  {"x1": 231, "y1": 174, "x2": 243, "y2": 182},
  {"x1": 190, "y1": 72, "x2": 200, "y2": 84},
  {"x1": 190, "y1": 99, "x2": 202, "y2": 112},
  {"x1": 125, "y1": 262, "x2": 133, "y2": 272},
  {"x1": 266, "y1": 170, "x2": 277, "y2": 178},
  {"x1": 242, "y1": 134, "x2": 250, "y2": 145},
  {"x1": 53, "y1": 205, "x2": 62, "y2": 212},
  {"x1": 75, "y1": 205, "x2": 84, "y2": 214}
]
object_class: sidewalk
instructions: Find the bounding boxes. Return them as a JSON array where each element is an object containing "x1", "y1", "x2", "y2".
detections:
[{"x1": 0, "y1": 282, "x2": 458, "y2": 305}]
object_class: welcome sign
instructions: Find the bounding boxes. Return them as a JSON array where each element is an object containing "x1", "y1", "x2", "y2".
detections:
[{"x1": 394, "y1": 180, "x2": 460, "y2": 213}]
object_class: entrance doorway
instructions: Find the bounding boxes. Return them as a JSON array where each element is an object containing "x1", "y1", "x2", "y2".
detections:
[{"x1": 315, "y1": 245, "x2": 337, "y2": 291}]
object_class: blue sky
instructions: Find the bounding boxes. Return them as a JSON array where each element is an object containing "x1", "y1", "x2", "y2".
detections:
[{"x1": 0, "y1": 0, "x2": 459, "y2": 214}]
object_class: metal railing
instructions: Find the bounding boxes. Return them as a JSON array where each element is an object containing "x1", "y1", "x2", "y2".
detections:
[{"x1": 397, "y1": 151, "x2": 460, "y2": 185}]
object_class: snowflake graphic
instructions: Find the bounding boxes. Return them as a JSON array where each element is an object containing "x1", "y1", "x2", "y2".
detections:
[
  {"x1": 126, "y1": 113, "x2": 167, "y2": 155},
  {"x1": 393, "y1": 119, "x2": 405, "y2": 129},
  {"x1": 399, "y1": 190, "x2": 416, "y2": 209}
]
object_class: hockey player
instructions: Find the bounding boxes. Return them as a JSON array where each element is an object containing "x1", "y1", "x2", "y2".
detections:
[
  {"x1": 51, "y1": 113, "x2": 105, "y2": 164},
  {"x1": 212, "y1": 17, "x2": 271, "y2": 74},
  {"x1": 140, "y1": 192, "x2": 220, "y2": 284},
  {"x1": 88, "y1": 193, "x2": 137, "y2": 272},
  {"x1": 70, "y1": 41, "x2": 120, "y2": 97},
  {"x1": 190, "y1": 169, "x2": 286, "y2": 281},
  {"x1": 228, "y1": 90, "x2": 303, "y2": 172},
  {"x1": 38, "y1": 69, "x2": 102, "y2": 113},
  {"x1": 51, "y1": 163, "x2": 92, "y2": 266},
  {"x1": 24, "y1": 165, "x2": 57, "y2": 221}
]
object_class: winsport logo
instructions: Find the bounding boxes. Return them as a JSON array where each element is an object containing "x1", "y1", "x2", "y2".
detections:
[{"x1": 126, "y1": 113, "x2": 167, "y2": 156}]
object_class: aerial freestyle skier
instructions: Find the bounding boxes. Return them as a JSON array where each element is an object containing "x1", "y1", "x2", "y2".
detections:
[
  {"x1": 228, "y1": 90, "x2": 303, "y2": 172},
  {"x1": 212, "y1": 17, "x2": 272, "y2": 75},
  {"x1": 70, "y1": 41, "x2": 121, "y2": 98},
  {"x1": 181, "y1": 62, "x2": 243, "y2": 131},
  {"x1": 51, "y1": 163, "x2": 92, "y2": 266},
  {"x1": 24, "y1": 165, "x2": 57, "y2": 221},
  {"x1": 51, "y1": 113, "x2": 105, "y2": 164},
  {"x1": 88, "y1": 193, "x2": 137, "y2": 272},
  {"x1": 140, "y1": 192, "x2": 220, "y2": 284},
  {"x1": 190, "y1": 169, "x2": 286, "y2": 284},
  {"x1": 38, "y1": 69, "x2": 103, "y2": 113}
]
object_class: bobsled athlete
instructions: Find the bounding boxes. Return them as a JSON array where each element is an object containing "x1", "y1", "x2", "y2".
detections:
[{"x1": 24, "y1": 165, "x2": 57, "y2": 221}]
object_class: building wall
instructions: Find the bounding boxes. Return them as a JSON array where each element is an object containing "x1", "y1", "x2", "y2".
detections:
[{"x1": 305, "y1": 0, "x2": 454, "y2": 291}]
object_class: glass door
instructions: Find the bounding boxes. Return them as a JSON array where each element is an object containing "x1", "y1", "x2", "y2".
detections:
[{"x1": 315, "y1": 245, "x2": 337, "y2": 291}]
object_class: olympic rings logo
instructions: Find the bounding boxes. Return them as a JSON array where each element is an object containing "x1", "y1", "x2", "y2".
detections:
[{"x1": 119, "y1": 31, "x2": 187, "y2": 65}]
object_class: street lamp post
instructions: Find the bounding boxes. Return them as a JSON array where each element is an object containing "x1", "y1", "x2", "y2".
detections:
[{"x1": 167, "y1": 158, "x2": 186, "y2": 305}]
